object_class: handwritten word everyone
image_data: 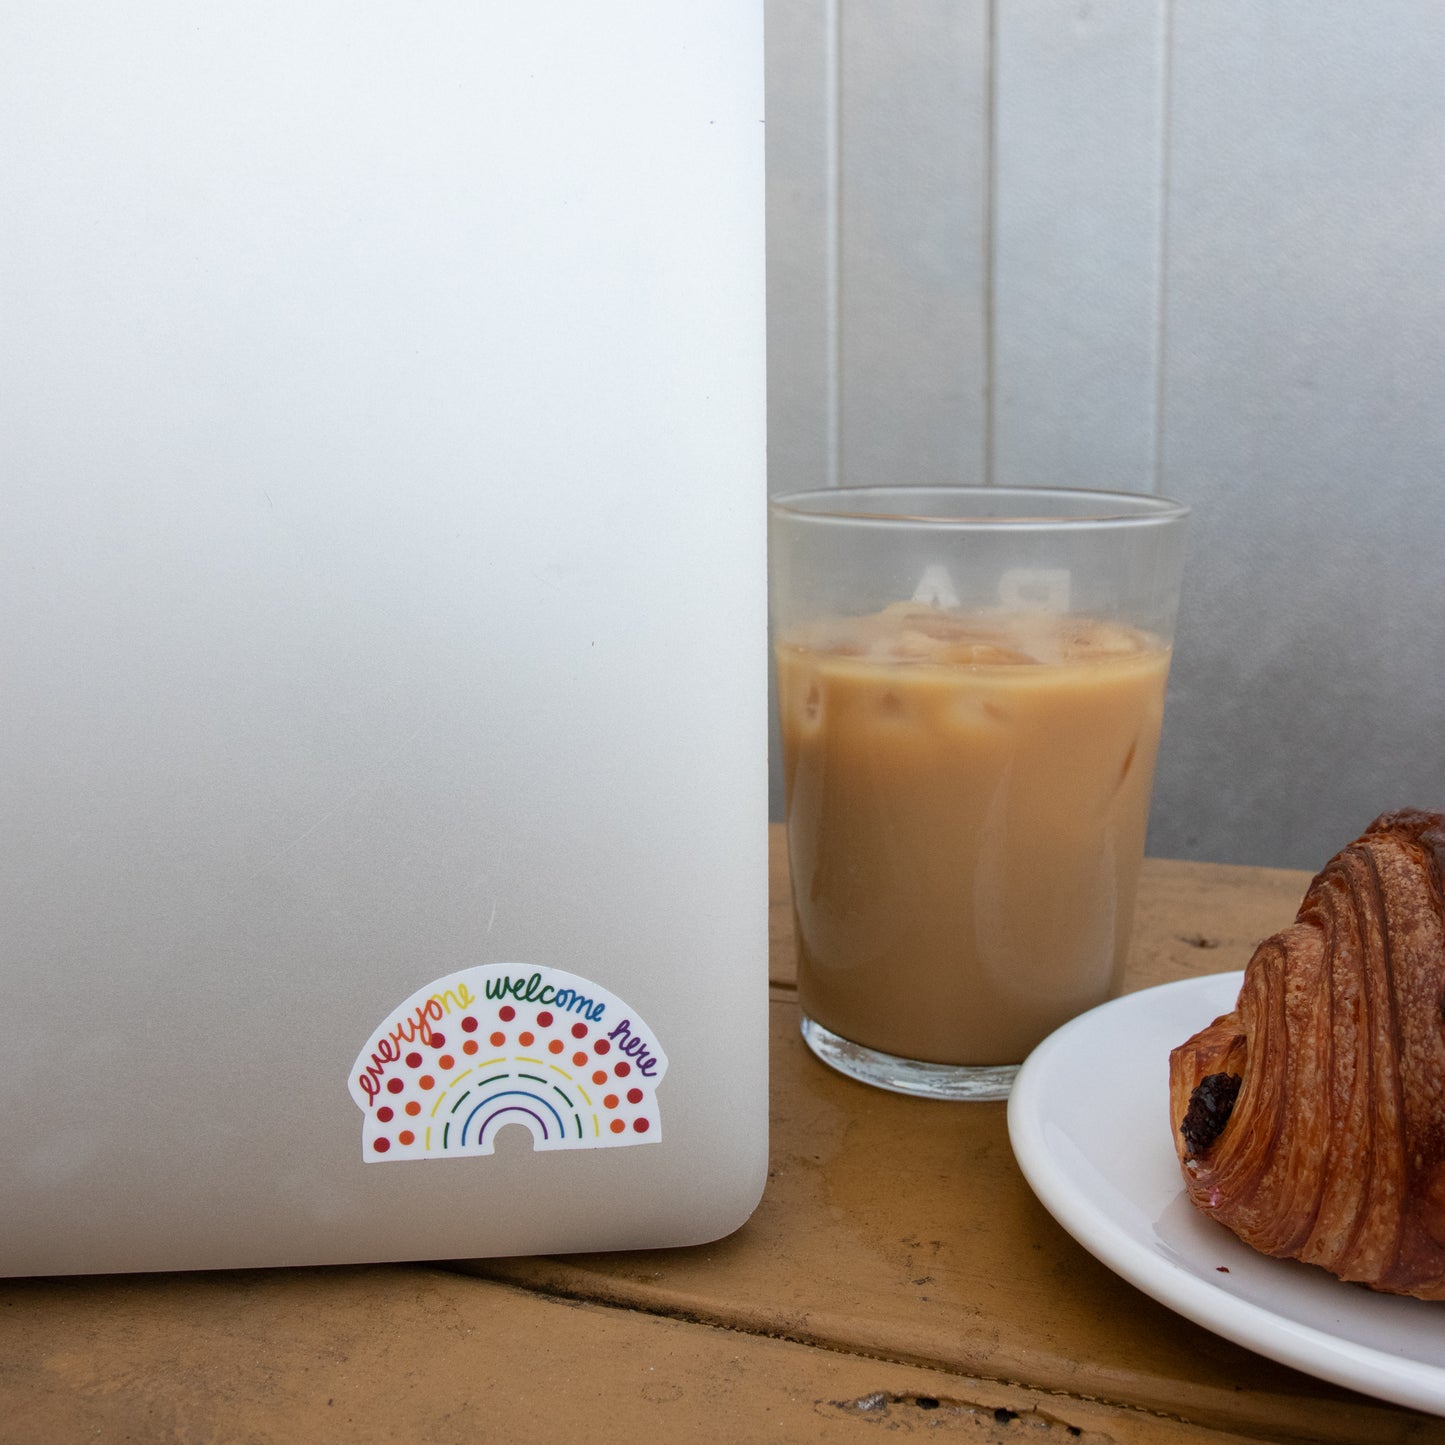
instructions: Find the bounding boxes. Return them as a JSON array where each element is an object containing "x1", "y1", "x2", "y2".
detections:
[{"x1": 357, "y1": 984, "x2": 475, "y2": 1103}]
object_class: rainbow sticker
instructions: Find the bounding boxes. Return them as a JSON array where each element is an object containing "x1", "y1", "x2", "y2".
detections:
[{"x1": 349, "y1": 964, "x2": 667, "y2": 1161}]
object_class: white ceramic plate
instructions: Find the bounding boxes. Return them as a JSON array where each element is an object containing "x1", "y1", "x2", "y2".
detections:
[{"x1": 1008, "y1": 972, "x2": 1445, "y2": 1417}]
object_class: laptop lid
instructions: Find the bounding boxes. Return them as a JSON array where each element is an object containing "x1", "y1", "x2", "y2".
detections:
[{"x1": 0, "y1": 1, "x2": 767, "y2": 1273}]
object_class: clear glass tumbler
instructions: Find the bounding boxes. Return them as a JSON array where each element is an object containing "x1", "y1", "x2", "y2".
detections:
[{"x1": 769, "y1": 486, "x2": 1189, "y2": 1101}]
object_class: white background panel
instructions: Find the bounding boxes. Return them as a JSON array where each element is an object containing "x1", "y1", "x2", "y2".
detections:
[
  {"x1": 835, "y1": 1, "x2": 990, "y2": 487},
  {"x1": 766, "y1": 0, "x2": 838, "y2": 491},
  {"x1": 1154, "y1": 0, "x2": 1445, "y2": 863},
  {"x1": 992, "y1": 0, "x2": 1166, "y2": 493}
]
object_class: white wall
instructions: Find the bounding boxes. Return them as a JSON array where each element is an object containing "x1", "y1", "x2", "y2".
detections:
[{"x1": 766, "y1": 0, "x2": 1445, "y2": 869}]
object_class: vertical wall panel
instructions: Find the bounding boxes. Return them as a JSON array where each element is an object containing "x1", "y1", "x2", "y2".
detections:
[
  {"x1": 991, "y1": 0, "x2": 1167, "y2": 493},
  {"x1": 836, "y1": 1, "x2": 990, "y2": 486},
  {"x1": 766, "y1": 0, "x2": 838, "y2": 495},
  {"x1": 1153, "y1": 0, "x2": 1445, "y2": 865},
  {"x1": 765, "y1": 1, "x2": 1445, "y2": 861}
]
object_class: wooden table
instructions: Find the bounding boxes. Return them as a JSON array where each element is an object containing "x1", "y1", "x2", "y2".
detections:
[{"x1": 3, "y1": 827, "x2": 1442, "y2": 1443}]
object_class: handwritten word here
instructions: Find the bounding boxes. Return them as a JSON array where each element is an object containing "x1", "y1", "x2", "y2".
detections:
[{"x1": 606, "y1": 1017, "x2": 660, "y2": 1077}]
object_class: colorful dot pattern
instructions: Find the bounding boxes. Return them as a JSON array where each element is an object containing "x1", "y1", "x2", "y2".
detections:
[{"x1": 350, "y1": 964, "x2": 667, "y2": 1162}]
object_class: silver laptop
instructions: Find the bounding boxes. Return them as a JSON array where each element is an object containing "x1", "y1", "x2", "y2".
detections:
[{"x1": 0, "y1": 2, "x2": 767, "y2": 1274}]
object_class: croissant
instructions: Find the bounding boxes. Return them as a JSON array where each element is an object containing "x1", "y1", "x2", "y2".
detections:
[{"x1": 1168, "y1": 808, "x2": 1445, "y2": 1299}]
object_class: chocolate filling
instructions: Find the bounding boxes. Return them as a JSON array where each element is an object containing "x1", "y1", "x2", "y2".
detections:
[{"x1": 1180, "y1": 1071, "x2": 1242, "y2": 1156}]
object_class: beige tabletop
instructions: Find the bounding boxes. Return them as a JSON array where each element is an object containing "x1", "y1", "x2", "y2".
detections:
[{"x1": 2, "y1": 827, "x2": 1442, "y2": 1444}]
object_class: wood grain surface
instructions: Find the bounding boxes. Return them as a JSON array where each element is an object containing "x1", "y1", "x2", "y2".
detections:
[{"x1": 4, "y1": 830, "x2": 1442, "y2": 1444}]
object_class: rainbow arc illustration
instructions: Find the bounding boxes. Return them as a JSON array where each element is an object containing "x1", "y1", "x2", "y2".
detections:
[{"x1": 349, "y1": 964, "x2": 668, "y2": 1161}]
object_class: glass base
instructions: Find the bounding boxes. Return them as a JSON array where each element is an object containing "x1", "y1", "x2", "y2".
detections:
[{"x1": 800, "y1": 1013, "x2": 1019, "y2": 1101}]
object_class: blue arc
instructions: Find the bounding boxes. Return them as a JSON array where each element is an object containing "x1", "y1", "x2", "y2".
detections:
[{"x1": 462, "y1": 1089, "x2": 565, "y2": 1145}]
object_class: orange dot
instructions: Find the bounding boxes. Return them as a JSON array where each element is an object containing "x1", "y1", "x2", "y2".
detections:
[
  {"x1": 463, "y1": 1039, "x2": 479, "y2": 1055},
  {"x1": 592, "y1": 1070, "x2": 607, "y2": 1085},
  {"x1": 490, "y1": 1032, "x2": 505, "y2": 1047},
  {"x1": 518, "y1": 1031, "x2": 534, "y2": 1047},
  {"x1": 603, "y1": 1093, "x2": 619, "y2": 1109},
  {"x1": 548, "y1": 1039, "x2": 564, "y2": 1055},
  {"x1": 398, "y1": 1130, "x2": 415, "y2": 1146},
  {"x1": 573, "y1": 1052, "x2": 588, "y2": 1067},
  {"x1": 405, "y1": 1101, "x2": 421, "y2": 1117},
  {"x1": 418, "y1": 1075, "x2": 435, "y2": 1090},
  {"x1": 438, "y1": 1054, "x2": 455, "y2": 1069},
  {"x1": 609, "y1": 1118, "x2": 626, "y2": 1134}
]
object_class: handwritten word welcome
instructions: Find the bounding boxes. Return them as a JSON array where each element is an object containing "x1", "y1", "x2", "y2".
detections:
[{"x1": 482, "y1": 971, "x2": 606, "y2": 1024}]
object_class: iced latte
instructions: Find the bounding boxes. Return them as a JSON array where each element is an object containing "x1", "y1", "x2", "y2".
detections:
[{"x1": 776, "y1": 603, "x2": 1170, "y2": 1068}]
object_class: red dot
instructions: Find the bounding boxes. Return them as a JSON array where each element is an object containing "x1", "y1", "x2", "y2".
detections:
[
  {"x1": 592, "y1": 1070, "x2": 607, "y2": 1085},
  {"x1": 518, "y1": 1031, "x2": 534, "y2": 1047},
  {"x1": 573, "y1": 1052, "x2": 588, "y2": 1067},
  {"x1": 419, "y1": 1075, "x2": 435, "y2": 1090},
  {"x1": 462, "y1": 1016, "x2": 478, "y2": 1033},
  {"x1": 463, "y1": 1040, "x2": 479, "y2": 1055},
  {"x1": 398, "y1": 1129, "x2": 415, "y2": 1146},
  {"x1": 571, "y1": 1022, "x2": 588, "y2": 1039},
  {"x1": 537, "y1": 1011, "x2": 553, "y2": 1027},
  {"x1": 627, "y1": 1087, "x2": 643, "y2": 1104},
  {"x1": 430, "y1": 1033, "x2": 446, "y2": 1049},
  {"x1": 406, "y1": 1052, "x2": 423, "y2": 1069},
  {"x1": 387, "y1": 1078, "x2": 404, "y2": 1094},
  {"x1": 594, "y1": 1039, "x2": 611, "y2": 1055},
  {"x1": 609, "y1": 1119, "x2": 626, "y2": 1134},
  {"x1": 376, "y1": 1106, "x2": 394, "y2": 1123},
  {"x1": 633, "y1": 1118, "x2": 649, "y2": 1134},
  {"x1": 405, "y1": 1101, "x2": 421, "y2": 1117},
  {"x1": 490, "y1": 1032, "x2": 506, "y2": 1047},
  {"x1": 614, "y1": 1061, "x2": 631, "y2": 1078},
  {"x1": 498, "y1": 1005, "x2": 516, "y2": 1022},
  {"x1": 603, "y1": 1093, "x2": 619, "y2": 1109},
  {"x1": 373, "y1": 1137, "x2": 390, "y2": 1152},
  {"x1": 438, "y1": 1054, "x2": 455, "y2": 1069},
  {"x1": 548, "y1": 1039, "x2": 564, "y2": 1055}
]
